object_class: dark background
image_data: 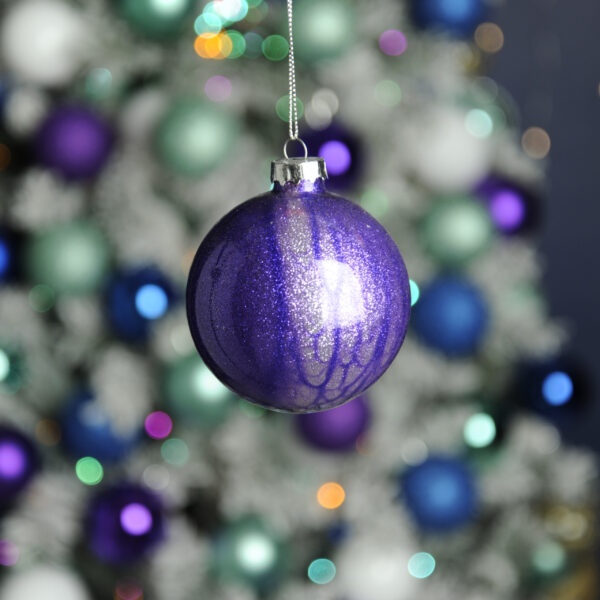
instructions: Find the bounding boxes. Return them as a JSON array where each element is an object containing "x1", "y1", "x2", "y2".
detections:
[{"x1": 491, "y1": 0, "x2": 600, "y2": 451}]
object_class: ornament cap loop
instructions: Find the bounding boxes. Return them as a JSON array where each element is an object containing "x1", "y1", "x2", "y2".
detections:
[{"x1": 271, "y1": 156, "x2": 328, "y2": 185}]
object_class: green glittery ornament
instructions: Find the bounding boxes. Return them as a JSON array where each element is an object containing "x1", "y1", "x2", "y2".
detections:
[
  {"x1": 154, "y1": 97, "x2": 238, "y2": 178},
  {"x1": 119, "y1": 0, "x2": 196, "y2": 40},
  {"x1": 293, "y1": 0, "x2": 356, "y2": 63},
  {"x1": 421, "y1": 195, "x2": 493, "y2": 267},
  {"x1": 213, "y1": 516, "x2": 288, "y2": 592},
  {"x1": 24, "y1": 221, "x2": 111, "y2": 295},
  {"x1": 164, "y1": 354, "x2": 236, "y2": 429}
]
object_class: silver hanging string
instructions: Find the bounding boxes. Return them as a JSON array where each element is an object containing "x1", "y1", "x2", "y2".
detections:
[{"x1": 284, "y1": 0, "x2": 307, "y2": 157}]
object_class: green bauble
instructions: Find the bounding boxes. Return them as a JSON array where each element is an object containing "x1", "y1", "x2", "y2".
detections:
[
  {"x1": 154, "y1": 97, "x2": 238, "y2": 177},
  {"x1": 293, "y1": 0, "x2": 356, "y2": 63},
  {"x1": 421, "y1": 195, "x2": 493, "y2": 267},
  {"x1": 0, "y1": 345, "x2": 26, "y2": 394},
  {"x1": 25, "y1": 221, "x2": 111, "y2": 295},
  {"x1": 213, "y1": 516, "x2": 288, "y2": 592},
  {"x1": 119, "y1": 0, "x2": 196, "y2": 40},
  {"x1": 164, "y1": 354, "x2": 236, "y2": 429}
]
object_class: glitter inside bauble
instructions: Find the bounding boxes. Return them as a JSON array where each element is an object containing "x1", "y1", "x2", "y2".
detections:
[{"x1": 187, "y1": 160, "x2": 410, "y2": 413}]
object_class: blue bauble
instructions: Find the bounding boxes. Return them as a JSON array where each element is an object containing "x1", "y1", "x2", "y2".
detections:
[
  {"x1": 401, "y1": 456, "x2": 478, "y2": 531},
  {"x1": 87, "y1": 483, "x2": 165, "y2": 564},
  {"x1": 107, "y1": 266, "x2": 178, "y2": 342},
  {"x1": 187, "y1": 171, "x2": 411, "y2": 413},
  {"x1": 0, "y1": 425, "x2": 40, "y2": 512},
  {"x1": 412, "y1": 275, "x2": 489, "y2": 356},
  {"x1": 61, "y1": 391, "x2": 141, "y2": 462},
  {"x1": 0, "y1": 228, "x2": 21, "y2": 283},
  {"x1": 411, "y1": 0, "x2": 487, "y2": 37}
]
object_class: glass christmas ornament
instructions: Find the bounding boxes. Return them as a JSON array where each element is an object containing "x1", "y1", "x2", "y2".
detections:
[
  {"x1": 119, "y1": 0, "x2": 196, "y2": 40},
  {"x1": 86, "y1": 483, "x2": 165, "y2": 564},
  {"x1": 401, "y1": 455, "x2": 478, "y2": 532},
  {"x1": 296, "y1": 393, "x2": 371, "y2": 451},
  {"x1": 0, "y1": 425, "x2": 39, "y2": 512},
  {"x1": 412, "y1": 275, "x2": 489, "y2": 357},
  {"x1": 163, "y1": 354, "x2": 237, "y2": 430},
  {"x1": 420, "y1": 194, "x2": 493, "y2": 267},
  {"x1": 187, "y1": 156, "x2": 411, "y2": 413},
  {"x1": 213, "y1": 515, "x2": 288, "y2": 592},
  {"x1": 411, "y1": 0, "x2": 487, "y2": 37},
  {"x1": 154, "y1": 97, "x2": 238, "y2": 178},
  {"x1": 24, "y1": 220, "x2": 111, "y2": 295},
  {"x1": 61, "y1": 391, "x2": 142, "y2": 462},
  {"x1": 35, "y1": 105, "x2": 114, "y2": 180}
]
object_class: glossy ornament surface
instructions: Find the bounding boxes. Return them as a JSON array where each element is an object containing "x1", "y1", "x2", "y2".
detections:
[
  {"x1": 411, "y1": 0, "x2": 486, "y2": 37},
  {"x1": 187, "y1": 158, "x2": 410, "y2": 413},
  {"x1": 401, "y1": 455, "x2": 478, "y2": 532},
  {"x1": 412, "y1": 275, "x2": 489, "y2": 357}
]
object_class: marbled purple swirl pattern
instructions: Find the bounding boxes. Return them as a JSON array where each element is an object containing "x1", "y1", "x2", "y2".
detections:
[{"x1": 186, "y1": 179, "x2": 410, "y2": 413}]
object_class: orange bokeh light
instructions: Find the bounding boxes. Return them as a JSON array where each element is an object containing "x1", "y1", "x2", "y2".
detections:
[
  {"x1": 317, "y1": 482, "x2": 346, "y2": 509},
  {"x1": 194, "y1": 31, "x2": 233, "y2": 60}
]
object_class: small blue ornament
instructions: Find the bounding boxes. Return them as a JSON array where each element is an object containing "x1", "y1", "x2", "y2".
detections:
[
  {"x1": 401, "y1": 455, "x2": 478, "y2": 532},
  {"x1": 411, "y1": 0, "x2": 487, "y2": 37},
  {"x1": 107, "y1": 266, "x2": 177, "y2": 342},
  {"x1": 412, "y1": 275, "x2": 489, "y2": 356},
  {"x1": 0, "y1": 229, "x2": 17, "y2": 283},
  {"x1": 61, "y1": 391, "x2": 141, "y2": 462}
]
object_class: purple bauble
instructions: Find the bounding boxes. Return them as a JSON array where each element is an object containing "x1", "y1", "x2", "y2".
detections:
[
  {"x1": 0, "y1": 425, "x2": 39, "y2": 512},
  {"x1": 296, "y1": 394, "x2": 371, "y2": 451},
  {"x1": 187, "y1": 157, "x2": 410, "y2": 413},
  {"x1": 35, "y1": 105, "x2": 114, "y2": 180},
  {"x1": 87, "y1": 483, "x2": 165, "y2": 564},
  {"x1": 474, "y1": 176, "x2": 539, "y2": 235}
]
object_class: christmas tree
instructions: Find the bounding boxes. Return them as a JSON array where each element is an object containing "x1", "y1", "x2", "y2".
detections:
[{"x1": 0, "y1": 0, "x2": 596, "y2": 599}]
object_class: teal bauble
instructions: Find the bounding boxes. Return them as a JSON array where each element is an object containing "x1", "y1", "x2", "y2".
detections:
[
  {"x1": 164, "y1": 354, "x2": 236, "y2": 429},
  {"x1": 119, "y1": 0, "x2": 196, "y2": 40},
  {"x1": 25, "y1": 221, "x2": 111, "y2": 295},
  {"x1": 154, "y1": 98, "x2": 238, "y2": 177},
  {"x1": 213, "y1": 516, "x2": 288, "y2": 592},
  {"x1": 421, "y1": 195, "x2": 493, "y2": 267},
  {"x1": 293, "y1": 0, "x2": 356, "y2": 63}
]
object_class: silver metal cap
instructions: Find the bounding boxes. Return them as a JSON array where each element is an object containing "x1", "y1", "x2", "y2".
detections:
[{"x1": 271, "y1": 157, "x2": 328, "y2": 185}]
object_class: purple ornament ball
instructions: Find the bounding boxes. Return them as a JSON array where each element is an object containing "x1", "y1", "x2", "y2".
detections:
[
  {"x1": 187, "y1": 160, "x2": 411, "y2": 413},
  {"x1": 86, "y1": 483, "x2": 166, "y2": 564},
  {"x1": 0, "y1": 425, "x2": 39, "y2": 512},
  {"x1": 35, "y1": 105, "x2": 114, "y2": 180},
  {"x1": 474, "y1": 176, "x2": 540, "y2": 235},
  {"x1": 296, "y1": 394, "x2": 371, "y2": 451}
]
